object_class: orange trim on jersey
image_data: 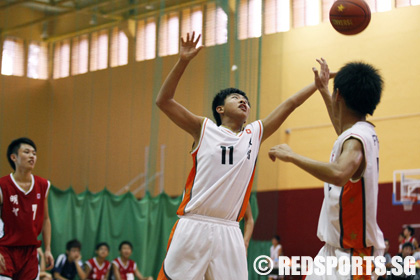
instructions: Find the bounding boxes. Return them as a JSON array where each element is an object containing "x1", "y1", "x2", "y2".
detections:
[
  {"x1": 157, "y1": 220, "x2": 179, "y2": 280},
  {"x1": 257, "y1": 120, "x2": 262, "y2": 140},
  {"x1": 236, "y1": 165, "x2": 257, "y2": 222},
  {"x1": 177, "y1": 153, "x2": 197, "y2": 216},
  {"x1": 177, "y1": 120, "x2": 208, "y2": 216},
  {"x1": 340, "y1": 179, "x2": 366, "y2": 249},
  {"x1": 351, "y1": 247, "x2": 374, "y2": 279}
]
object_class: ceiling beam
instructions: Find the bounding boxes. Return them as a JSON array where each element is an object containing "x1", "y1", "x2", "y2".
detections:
[
  {"x1": 1, "y1": 0, "x2": 116, "y2": 35},
  {"x1": 0, "y1": 0, "x2": 32, "y2": 10}
]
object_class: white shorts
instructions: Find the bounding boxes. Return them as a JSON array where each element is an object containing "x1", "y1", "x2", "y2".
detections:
[
  {"x1": 162, "y1": 214, "x2": 248, "y2": 280},
  {"x1": 306, "y1": 243, "x2": 384, "y2": 280}
]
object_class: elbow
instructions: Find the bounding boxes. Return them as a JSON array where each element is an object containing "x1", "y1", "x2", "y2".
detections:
[
  {"x1": 155, "y1": 98, "x2": 163, "y2": 108},
  {"x1": 330, "y1": 171, "x2": 350, "y2": 187}
]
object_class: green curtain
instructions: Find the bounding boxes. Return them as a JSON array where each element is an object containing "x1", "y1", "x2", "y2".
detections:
[{"x1": 48, "y1": 186, "x2": 270, "y2": 279}]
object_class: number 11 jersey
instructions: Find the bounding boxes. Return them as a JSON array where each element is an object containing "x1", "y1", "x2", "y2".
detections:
[{"x1": 177, "y1": 118, "x2": 263, "y2": 222}]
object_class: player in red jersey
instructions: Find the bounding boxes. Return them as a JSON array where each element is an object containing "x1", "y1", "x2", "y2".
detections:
[
  {"x1": 112, "y1": 241, "x2": 152, "y2": 280},
  {"x1": 85, "y1": 242, "x2": 111, "y2": 280},
  {"x1": 0, "y1": 137, "x2": 54, "y2": 279}
]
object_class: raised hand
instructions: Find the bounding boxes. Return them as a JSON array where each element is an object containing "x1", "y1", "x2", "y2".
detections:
[
  {"x1": 180, "y1": 32, "x2": 204, "y2": 61},
  {"x1": 313, "y1": 58, "x2": 331, "y2": 94}
]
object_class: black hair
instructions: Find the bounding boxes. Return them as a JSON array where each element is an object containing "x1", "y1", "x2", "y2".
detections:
[
  {"x1": 273, "y1": 235, "x2": 281, "y2": 242},
  {"x1": 405, "y1": 225, "x2": 415, "y2": 236},
  {"x1": 211, "y1": 88, "x2": 249, "y2": 126},
  {"x1": 7, "y1": 137, "x2": 37, "y2": 171},
  {"x1": 402, "y1": 242, "x2": 414, "y2": 251},
  {"x1": 66, "y1": 239, "x2": 82, "y2": 251},
  {"x1": 119, "y1": 240, "x2": 133, "y2": 251},
  {"x1": 96, "y1": 242, "x2": 110, "y2": 251},
  {"x1": 334, "y1": 62, "x2": 383, "y2": 116}
]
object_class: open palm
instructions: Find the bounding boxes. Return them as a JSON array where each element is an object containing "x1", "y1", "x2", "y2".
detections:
[{"x1": 180, "y1": 32, "x2": 204, "y2": 61}]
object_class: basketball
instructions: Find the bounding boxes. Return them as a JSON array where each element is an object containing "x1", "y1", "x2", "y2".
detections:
[{"x1": 329, "y1": 0, "x2": 371, "y2": 35}]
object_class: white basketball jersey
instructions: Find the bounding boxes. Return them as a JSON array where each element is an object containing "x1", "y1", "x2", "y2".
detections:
[
  {"x1": 317, "y1": 121, "x2": 385, "y2": 249},
  {"x1": 177, "y1": 118, "x2": 263, "y2": 221}
]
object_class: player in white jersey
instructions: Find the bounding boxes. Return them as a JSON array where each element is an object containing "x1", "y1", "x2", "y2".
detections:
[
  {"x1": 269, "y1": 58, "x2": 385, "y2": 279},
  {"x1": 156, "y1": 33, "x2": 330, "y2": 280}
]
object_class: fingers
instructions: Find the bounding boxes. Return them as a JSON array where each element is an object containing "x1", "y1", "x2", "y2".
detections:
[
  {"x1": 182, "y1": 32, "x2": 202, "y2": 44},
  {"x1": 194, "y1": 34, "x2": 201, "y2": 45}
]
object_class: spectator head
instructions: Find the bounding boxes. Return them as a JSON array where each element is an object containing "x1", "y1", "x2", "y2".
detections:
[
  {"x1": 66, "y1": 239, "x2": 82, "y2": 262},
  {"x1": 402, "y1": 242, "x2": 414, "y2": 258},
  {"x1": 119, "y1": 241, "x2": 133, "y2": 259}
]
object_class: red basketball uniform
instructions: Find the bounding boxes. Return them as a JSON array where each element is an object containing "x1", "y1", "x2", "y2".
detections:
[
  {"x1": 112, "y1": 257, "x2": 137, "y2": 280},
  {"x1": 86, "y1": 257, "x2": 111, "y2": 280},
  {"x1": 0, "y1": 173, "x2": 50, "y2": 279}
]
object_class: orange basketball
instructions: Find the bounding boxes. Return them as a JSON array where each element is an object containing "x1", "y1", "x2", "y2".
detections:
[{"x1": 329, "y1": 0, "x2": 371, "y2": 35}]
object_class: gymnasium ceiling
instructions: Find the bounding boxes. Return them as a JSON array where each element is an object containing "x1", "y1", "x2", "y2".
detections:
[{"x1": 0, "y1": 0, "x2": 223, "y2": 42}]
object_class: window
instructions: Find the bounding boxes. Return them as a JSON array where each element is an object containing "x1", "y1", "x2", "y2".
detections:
[
  {"x1": 90, "y1": 29, "x2": 109, "y2": 71},
  {"x1": 292, "y1": 0, "x2": 320, "y2": 28},
  {"x1": 110, "y1": 27, "x2": 128, "y2": 67},
  {"x1": 322, "y1": 0, "x2": 334, "y2": 22},
  {"x1": 238, "y1": 0, "x2": 262, "y2": 40},
  {"x1": 396, "y1": 0, "x2": 420, "y2": 7},
  {"x1": 181, "y1": 5, "x2": 203, "y2": 47},
  {"x1": 28, "y1": 41, "x2": 48, "y2": 79},
  {"x1": 71, "y1": 35, "x2": 89, "y2": 75},
  {"x1": 53, "y1": 39, "x2": 70, "y2": 79},
  {"x1": 205, "y1": 2, "x2": 228, "y2": 46},
  {"x1": 1, "y1": 38, "x2": 24, "y2": 76},
  {"x1": 365, "y1": 0, "x2": 392, "y2": 12},
  {"x1": 158, "y1": 12, "x2": 179, "y2": 57},
  {"x1": 136, "y1": 17, "x2": 156, "y2": 61},
  {"x1": 264, "y1": 0, "x2": 290, "y2": 34}
]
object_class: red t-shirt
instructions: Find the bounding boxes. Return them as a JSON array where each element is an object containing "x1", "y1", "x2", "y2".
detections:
[
  {"x1": 113, "y1": 257, "x2": 137, "y2": 280},
  {"x1": 86, "y1": 257, "x2": 111, "y2": 280},
  {"x1": 0, "y1": 174, "x2": 50, "y2": 247}
]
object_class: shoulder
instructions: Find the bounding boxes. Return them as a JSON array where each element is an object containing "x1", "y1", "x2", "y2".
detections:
[
  {"x1": 0, "y1": 174, "x2": 12, "y2": 187},
  {"x1": 55, "y1": 254, "x2": 68, "y2": 266},
  {"x1": 33, "y1": 175, "x2": 50, "y2": 186},
  {"x1": 85, "y1": 258, "x2": 93, "y2": 268}
]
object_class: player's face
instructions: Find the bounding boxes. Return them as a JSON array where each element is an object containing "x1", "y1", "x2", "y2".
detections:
[
  {"x1": 12, "y1": 144, "x2": 37, "y2": 170},
  {"x1": 403, "y1": 228, "x2": 410, "y2": 237},
  {"x1": 120, "y1": 244, "x2": 132, "y2": 259},
  {"x1": 221, "y1": 94, "x2": 250, "y2": 122},
  {"x1": 97, "y1": 245, "x2": 109, "y2": 258}
]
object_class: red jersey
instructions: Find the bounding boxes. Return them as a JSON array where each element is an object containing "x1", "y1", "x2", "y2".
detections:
[
  {"x1": 112, "y1": 257, "x2": 137, "y2": 280},
  {"x1": 86, "y1": 257, "x2": 111, "y2": 280},
  {"x1": 0, "y1": 174, "x2": 50, "y2": 247}
]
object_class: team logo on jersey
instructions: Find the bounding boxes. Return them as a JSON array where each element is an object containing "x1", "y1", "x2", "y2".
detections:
[
  {"x1": 10, "y1": 195, "x2": 18, "y2": 205},
  {"x1": 12, "y1": 207, "x2": 19, "y2": 216},
  {"x1": 37, "y1": 193, "x2": 41, "y2": 199},
  {"x1": 246, "y1": 129, "x2": 251, "y2": 134}
]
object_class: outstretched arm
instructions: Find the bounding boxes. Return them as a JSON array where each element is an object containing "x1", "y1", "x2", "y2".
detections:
[
  {"x1": 261, "y1": 82, "x2": 317, "y2": 142},
  {"x1": 313, "y1": 58, "x2": 339, "y2": 135},
  {"x1": 156, "y1": 32, "x2": 205, "y2": 142},
  {"x1": 268, "y1": 138, "x2": 364, "y2": 186}
]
